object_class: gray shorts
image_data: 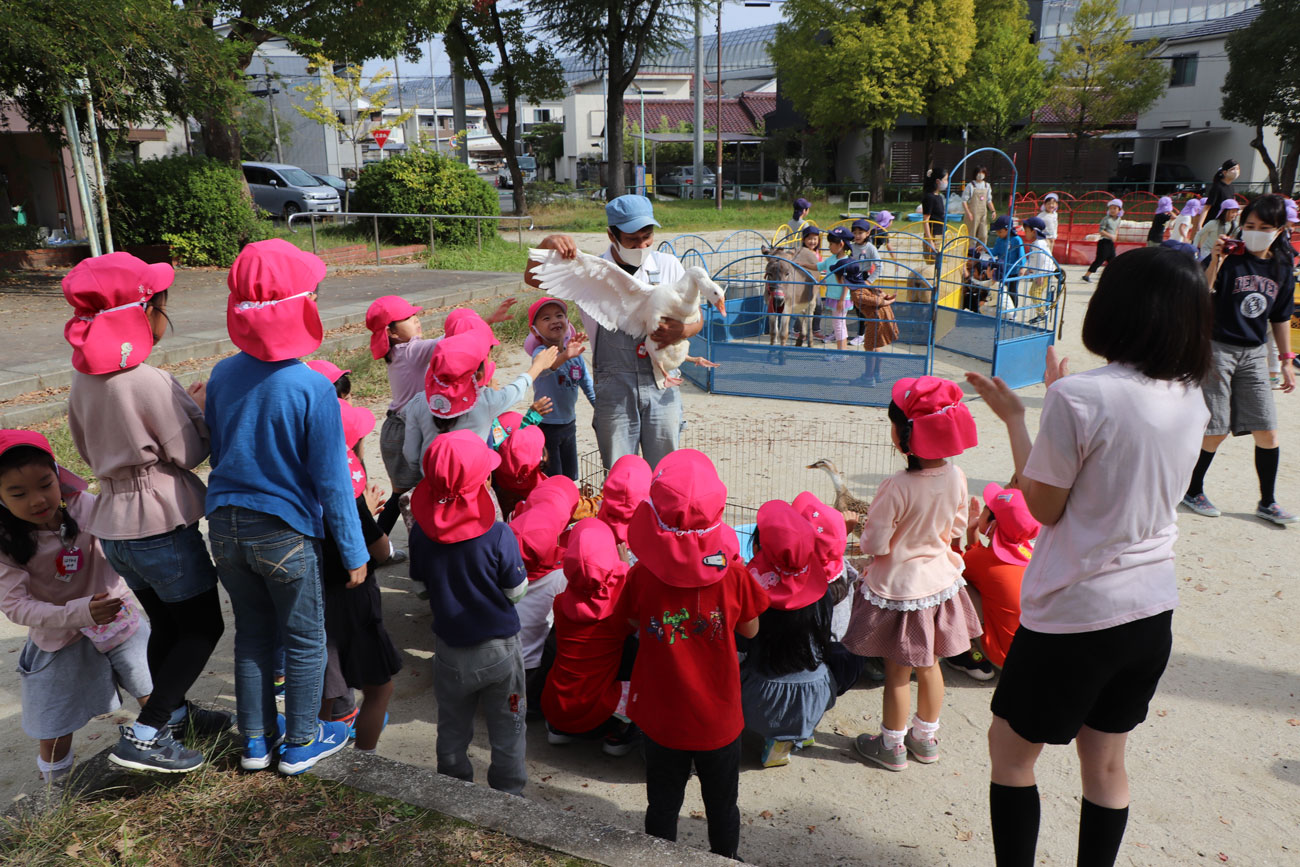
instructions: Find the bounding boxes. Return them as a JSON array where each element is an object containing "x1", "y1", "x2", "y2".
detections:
[
  {"x1": 380, "y1": 412, "x2": 422, "y2": 490},
  {"x1": 1203, "y1": 341, "x2": 1276, "y2": 436},
  {"x1": 17, "y1": 625, "x2": 153, "y2": 740}
]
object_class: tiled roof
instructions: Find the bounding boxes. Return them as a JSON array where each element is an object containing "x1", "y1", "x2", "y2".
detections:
[
  {"x1": 1166, "y1": 4, "x2": 1262, "y2": 41},
  {"x1": 624, "y1": 96, "x2": 770, "y2": 134}
]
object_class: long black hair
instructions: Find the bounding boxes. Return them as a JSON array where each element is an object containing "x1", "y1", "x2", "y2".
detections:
[
  {"x1": 0, "y1": 446, "x2": 78, "y2": 566},
  {"x1": 923, "y1": 167, "x2": 948, "y2": 196},
  {"x1": 887, "y1": 401, "x2": 924, "y2": 471},
  {"x1": 750, "y1": 593, "x2": 833, "y2": 677}
]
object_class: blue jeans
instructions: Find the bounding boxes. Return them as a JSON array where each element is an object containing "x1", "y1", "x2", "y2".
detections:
[
  {"x1": 101, "y1": 523, "x2": 218, "y2": 603},
  {"x1": 208, "y1": 506, "x2": 325, "y2": 744}
]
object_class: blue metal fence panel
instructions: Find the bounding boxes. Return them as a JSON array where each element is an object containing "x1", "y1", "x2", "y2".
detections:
[{"x1": 705, "y1": 342, "x2": 928, "y2": 407}]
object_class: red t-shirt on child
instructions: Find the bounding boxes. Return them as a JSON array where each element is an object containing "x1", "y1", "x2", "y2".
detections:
[
  {"x1": 541, "y1": 604, "x2": 634, "y2": 734},
  {"x1": 616, "y1": 561, "x2": 769, "y2": 751},
  {"x1": 962, "y1": 542, "x2": 1026, "y2": 668}
]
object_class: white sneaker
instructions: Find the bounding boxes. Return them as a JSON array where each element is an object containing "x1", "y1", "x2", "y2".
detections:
[{"x1": 849, "y1": 336, "x2": 865, "y2": 346}]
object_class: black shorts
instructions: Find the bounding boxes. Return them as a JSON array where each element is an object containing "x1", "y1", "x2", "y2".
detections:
[{"x1": 990, "y1": 610, "x2": 1173, "y2": 745}]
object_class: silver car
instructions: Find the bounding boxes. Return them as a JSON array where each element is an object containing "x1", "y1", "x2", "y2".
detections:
[{"x1": 242, "y1": 162, "x2": 341, "y2": 219}]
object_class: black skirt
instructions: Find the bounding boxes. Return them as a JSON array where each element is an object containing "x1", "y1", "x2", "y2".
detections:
[{"x1": 323, "y1": 570, "x2": 404, "y2": 688}]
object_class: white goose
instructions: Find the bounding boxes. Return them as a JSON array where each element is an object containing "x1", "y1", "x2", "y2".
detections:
[{"x1": 527, "y1": 248, "x2": 726, "y2": 389}]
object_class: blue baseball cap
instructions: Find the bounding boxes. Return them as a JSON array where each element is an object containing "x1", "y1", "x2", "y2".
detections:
[
  {"x1": 1022, "y1": 216, "x2": 1046, "y2": 236},
  {"x1": 1161, "y1": 239, "x2": 1198, "y2": 259},
  {"x1": 830, "y1": 259, "x2": 866, "y2": 285},
  {"x1": 991, "y1": 215, "x2": 1012, "y2": 232},
  {"x1": 851, "y1": 218, "x2": 873, "y2": 232},
  {"x1": 826, "y1": 226, "x2": 854, "y2": 243},
  {"x1": 794, "y1": 197, "x2": 812, "y2": 211},
  {"x1": 605, "y1": 195, "x2": 661, "y2": 233},
  {"x1": 801, "y1": 225, "x2": 822, "y2": 237}
]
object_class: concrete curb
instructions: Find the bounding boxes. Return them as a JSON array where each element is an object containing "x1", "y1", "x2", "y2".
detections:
[
  {"x1": 6, "y1": 749, "x2": 732, "y2": 867},
  {"x1": 0, "y1": 275, "x2": 527, "y2": 427}
]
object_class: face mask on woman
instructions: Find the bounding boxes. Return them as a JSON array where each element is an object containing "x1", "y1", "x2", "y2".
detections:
[
  {"x1": 938, "y1": 179, "x2": 948, "y2": 192},
  {"x1": 976, "y1": 173, "x2": 985, "y2": 181},
  {"x1": 1241, "y1": 228, "x2": 1280, "y2": 254}
]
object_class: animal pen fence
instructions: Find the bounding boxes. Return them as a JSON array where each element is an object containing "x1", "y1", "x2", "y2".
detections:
[{"x1": 580, "y1": 418, "x2": 898, "y2": 554}]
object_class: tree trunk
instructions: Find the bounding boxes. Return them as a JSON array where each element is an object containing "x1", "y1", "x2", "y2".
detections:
[
  {"x1": 871, "y1": 127, "x2": 886, "y2": 201},
  {"x1": 1250, "y1": 123, "x2": 1282, "y2": 191},
  {"x1": 605, "y1": 2, "x2": 626, "y2": 199},
  {"x1": 1280, "y1": 131, "x2": 1300, "y2": 195}
]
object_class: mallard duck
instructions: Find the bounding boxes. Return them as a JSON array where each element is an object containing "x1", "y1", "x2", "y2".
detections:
[{"x1": 807, "y1": 458, "x2": 872, "y2": 519}]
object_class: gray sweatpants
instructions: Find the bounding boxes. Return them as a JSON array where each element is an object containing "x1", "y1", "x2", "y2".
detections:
[{"x1": 433, "y1": 634, "x2": 527, "y2": 795}]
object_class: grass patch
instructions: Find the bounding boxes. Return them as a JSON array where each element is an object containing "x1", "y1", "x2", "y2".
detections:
[
  {"x1": 426, "y1": 235, "x2": 529, "y2": 273},
  {"x1": 270, "y1": 220, "x2": 382, "y2": 252},
  {"x1": 0, "y1": 742, "x2": 594, "y2": 866},
  {"x1": 528, "y1": 195, "x2": 906, "y2": 235},
  {"x1": 34, "y1": 417, "x2": 94, "y2": 490}
]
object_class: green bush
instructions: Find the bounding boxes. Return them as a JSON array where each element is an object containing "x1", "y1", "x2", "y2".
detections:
[
  {"x1": 353, "y1": 148, "x2": 499, "y2": 246},
  {"x1": 108, "y1": 155, "x2": 270, "y2": 266},
  {"x1": 0, "y1": 224, "x2": 40, "y2": 252}
]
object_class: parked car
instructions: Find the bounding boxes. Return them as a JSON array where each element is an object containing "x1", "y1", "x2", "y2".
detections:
[
  {"x1": 1109, "y1": 162, "x2": 1204, "y2": 195},
  {"x1": 660, "y1": 166, "x2": 716, "y2": 199},
  {"x1": 496, "y1": 156, "x2": 538, "y2": 189},
  {"x1": 241, "y1": 162, "x2": 341, "y2": 219},
  {"x1": 311, "y1": 173, "x2": 349, "y2": 196}
]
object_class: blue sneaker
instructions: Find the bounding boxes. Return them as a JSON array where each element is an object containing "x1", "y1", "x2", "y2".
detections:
[
  {"x1": 240, "y1": 714, "x2": 286, "y2": 772},
  {"x1": 108, "y1": 726, "x2": 204, "y2": 774},
  {"x1": 277, "y1": 721, "x2": 350, "y2": 776}
]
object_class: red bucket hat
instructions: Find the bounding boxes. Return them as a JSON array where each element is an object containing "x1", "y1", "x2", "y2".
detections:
[
  {"x1": 62, "y1": 252, "x2": 174, "y2": 375},
  {"x1": 339, "y1": 398, "x2": 375, "y2": 448},
  {"x1": 227, "y1": 239, "x2": 326, "y2": 362},
  {"x1": 497, "y1": 411, "x2": 524, "y2": 436},
  {"x1": 306, "y1": 359, "x2": 351, "y2": 384},
  {"x1": 596, "y1": 454, "x2": 652, "y2": 546},
  {"x1": 444, "y1": 308, "x2": 500, "y2": 347},
  {"x1": 425, "y1": 333, "x2": 492, "y2": 419},
  {"x1": 366, "y1": 295, "x2": 424, "y2": 360},
  {"x1": 514, "y1": 475, "x2": 579, "y2": 524},
  {"x1": 627, "y1": 449, "x2": 739, "y2": 588},
  {"x1": 792, "y1": 491, "x2": 847, "y2": 584},
  {"x1": 982, "y1": 483, "x2": 1040, "y2": 567},
  {"x1": 0, "y1": 430, "x2": 89, "y2": 495},
  {"x1": 511, "y1": 503, "x2": 569, "y2": 583},
  {"x1": 556, "y1": 518, "x2": 630, "y2": 622},
  {"x1": 890, "y1": 376, "x2": 978, "y2": 460},
  {"x1": 748, "y1": 500, "x2": 819, "y2": 611},
  {"x1": 411, "y1": 429, "x2": 501, "y2": 543},
  {"x1": 493, "y1": 425, "x2": 547, "y2": 494},
  {"x1": 524, "y1": 296, "x2": 576, "y2": 355}
]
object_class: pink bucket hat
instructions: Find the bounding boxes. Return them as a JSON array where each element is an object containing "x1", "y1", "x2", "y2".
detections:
[
  {"x1": 62, "y1": 252, "x2": 174, "y2": 375},
  {"x1": 306, "y1": 359, "x2": 351, "y2": 384},
  {"x1": 982, "y1": 483, "x2": 1039, "y2": 567},
  {"x1": 627, "y1": 449, "x2": 739, "y2": 588},
  {"x1": 424, "y1": 332, "x2": 492, "y2": 419},
  {"x1": 511, "y1": 502, "x2": 570, "y2": 583},
  {"x1": 227, "y1": 239, "x2": 326, "y2": 362},
  {"x1": 791, "y1": 491, "x2": 846, "y2": 583},
  {"x1": 493, "y1": 425, "x2": 547, "y2": 495},
  {"x1": 596, "y1": 454, "x2": 653, "y2": 545},
  {"x1": 556, "y1": 518, "x2": 630, "y2": 622},
  {"x1": 365, "y1": 295, "x2": 423, "y2": 360},
  {"x1": 0, "y1": 429, "x2": 89, "y2": 495},
  {"x1": 497, "y1": 411, "x2": 524, "y2": 436},
  {"x1": 748, "y1": 500, "x2": 818, "y2": 611},
  {"x1": 891, "y1": 376, "x2": 978, "y2": 460},
  {"x1": 524, "y1": 296, "x2": 576, "y2": 355},
  {"x1": 340, "y1": 396, "x2": 375, "y2": 497},
  {"x1": 514, "y1": 475, "x2": 579, "y2": 523},
  {"x1": 411, "y1": 429, "x2": 501, "y2": 543},
  {"x1": 444, "y1": 308, "x2": 500, "y2": 347}
]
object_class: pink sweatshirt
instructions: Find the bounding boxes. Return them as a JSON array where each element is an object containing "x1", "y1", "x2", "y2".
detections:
[
  {"x1": 0, "y1": 492, "x2": 129, "y2": 651},
  {"x1": 858, "y1": 463, "x2": 968, "y2": 602}
]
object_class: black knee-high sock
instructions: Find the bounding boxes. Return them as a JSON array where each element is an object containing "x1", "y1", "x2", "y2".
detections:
[
  {"x1": 377, "y1": 492, "x2": 402, "y2": 535},
  {"x1": 1255, "y1": 446, "x2": 1280, "y2": 506},
  {"x1": 1077, "y1": 798, "x2": 1129, "y2": 867},
  {"x1": 1186, "y1": 449, "x2": 1217, "y2": 498},
  {"x1": 990, "y1": 783, "x2": 1040, "y2": 867}
]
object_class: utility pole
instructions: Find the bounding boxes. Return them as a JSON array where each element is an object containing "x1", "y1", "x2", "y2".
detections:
[
  {"x1": 452, "y1": 69, "x2": 468, "y2": 165},
  {"x1": 263, "y1": 60, "x2": 283, "y2": 162},
  {"x1": 693, "y1": 3, "x2": 704, "y2": 201},
  {"x1": 61, "y1": 102, "x2": 101, "y2": 257},
  {"x1": 715, "y1": 0, "x2": 723, "y2": 210},
  {"x1": 79, "y1": 77, "x2": 113, "y2": 254},
  {"x1": 429, "y1": 39, "x2": 441, "y2": 155}
]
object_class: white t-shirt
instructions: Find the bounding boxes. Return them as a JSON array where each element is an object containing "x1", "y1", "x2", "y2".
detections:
[
  {"x1": 1036, "y1": 210, "x2": 1058, "y2": 240},
  {"x1": 1019, "y1": 363, "x2": 1210, "y2": 634}
]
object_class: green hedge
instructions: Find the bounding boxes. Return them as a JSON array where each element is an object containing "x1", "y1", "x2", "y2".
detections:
[
  {"x1": 0, "y1": 224, "x2": 40, "y2": 252},
  {"x1": 108, "y1": 155, "x2": 270, "y2": 266},
  {"x1": 353, "y1": 148, "x2": 498, "y2": 246}
]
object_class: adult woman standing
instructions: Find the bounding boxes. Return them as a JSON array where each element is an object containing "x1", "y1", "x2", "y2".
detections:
[
  {"x1": 1196, "y1": 158, "x2": 1240, "y2": 236},
  {"x1": 962, "y1": 167, "x2": 996, "y2": 247},
  {"x1": 920, "y1": 168, "x2": 950, "y2": 261},
  {"x1": 967, "y1": 246, "x2": 1214, "y2": 867}
]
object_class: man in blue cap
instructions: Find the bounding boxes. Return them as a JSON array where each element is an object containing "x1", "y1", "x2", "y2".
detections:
[{"x1": 524, "y1": 194, "x2": 697, "y2": 469}]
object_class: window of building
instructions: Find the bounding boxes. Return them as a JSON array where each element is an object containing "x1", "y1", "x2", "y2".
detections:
[
  {"x1": 1170, "y1": 53, "x2": 1198, "y2": 87},
  {"x1": 534, "y1": 108, "x2": 552, "y2": 123}
]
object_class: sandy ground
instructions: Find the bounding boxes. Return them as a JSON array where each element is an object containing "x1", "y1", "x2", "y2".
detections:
[{"x1": 1, "y1": 248, "x2": 1297, "y2": 866}]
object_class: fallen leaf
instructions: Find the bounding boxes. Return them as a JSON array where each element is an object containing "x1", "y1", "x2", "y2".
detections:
[
  {"x1": 87, "y1": 733, "x2": 101, "y2": 741},
  {"x1": 956, "y1": 829, "x2": 973, "y2": 842},
  {"x1": 690, "y1": 810, "x2": 705, "y2": 820},
  {"x1": 65, "y1": 842, "x2": 83, "y2": 858},
  {"x1": 1134, "y1": 842, "x2": 1149, "y2": 848},
  {"x1": 759, "y1": 810, "x2": 774, "y2": 820},
  {"x1": 469, "y1": 851, "x2": 485, "y2": 862},
  {"x1": 807, "y1": 825, "x2": 817, "y2": 834},
  {"x1": 1218, "y1": 854, "x2": 1229, "y2": 862},
  {"x1": 581, "y1": 782, "x2": 589, "y2": 788},
  {"x1": 1219, "y1": 816, "x2": 1232, "y2": 826},
  {"x1": 1156, "y1": 710, "x2": 1167, "y2": 717},
  {"x1": 1194, "y1": 584, "x2": 1208, "y2": 592},
  {"x1": 326, "y1": 831, "x2": 340, "y2": 840},
  {"x1": 1274, "y1": 591, "x2": 1283, "y2": 599},
  {"x1": 1287, "y1": 719, "x2": 1300, "y2": 726}
]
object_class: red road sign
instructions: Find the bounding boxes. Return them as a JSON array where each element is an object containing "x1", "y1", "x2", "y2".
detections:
[{"x1": 371, "y1": 128, "x2": 391, "y2": 149}]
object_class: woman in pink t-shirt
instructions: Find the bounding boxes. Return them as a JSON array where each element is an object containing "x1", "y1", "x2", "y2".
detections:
[{"x1": 968, "y1": 245, "x2": 1213, "y2": 867}]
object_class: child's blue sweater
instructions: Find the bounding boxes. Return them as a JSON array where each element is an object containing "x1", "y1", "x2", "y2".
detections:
[{"x1": 205, "y1": 353, "x2": 367, "y2": 570}]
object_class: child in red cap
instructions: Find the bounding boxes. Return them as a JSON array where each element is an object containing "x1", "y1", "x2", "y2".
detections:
[
  {"x1": 318, "y1": 400, "x2": 402, "y2": 754},
  {"x1": 596, "y1": 454, "x2": 652, "y2": 548},
  {"x1": 206, "y1": 239, "x2": 364, "y2": 775},
  {"x1": 740, "y1": 500, "x2": 836, "y2": 769},
  {"x1": 542, "y1": 518, "x2": 638, "y2": 754},
  {"x1": 526, "y1": 297, "x2": 594, "y2": 480},
  {"x1": 365, "y1": 296, "x2": 514, "y2": 534},
  {"x1": 616, "y1": 449, "x2": 768, "y2": 859},
  {"x1": 62, "y1": 252, "x2": 228, "y2": 774},
  {"x1": 408, "y1": 430, "x2": 530, "y2": 794},
  {"x1": 0, "y1": 430, "x2": 155, "y2": 783},
  {"x1": 843, "y1": 376, "x2": 982, "y2": 772},
  {"x1": 492, "y1": 424, "x2": 548, "y2": 517}
]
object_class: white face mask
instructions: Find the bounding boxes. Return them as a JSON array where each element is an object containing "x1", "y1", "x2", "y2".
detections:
[
  {"x1": 938, "y1": 179, "x2": 948, "y2": 192},
  {"x1": 614, "y1": 241, "x2": 648, "y2": 267},
  {"x1": 976, "y1": 173, "x2": 985, "y2": 181},
  {"x1": 1241, "y1": 228, "x2": 1279, "y2": 254}
]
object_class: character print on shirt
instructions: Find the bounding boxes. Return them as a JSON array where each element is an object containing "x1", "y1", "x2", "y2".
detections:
[
  {"x1": 663, "y1": 607, "x2": 691, "y2": 644},
  {"x1": 692, "y1": 607, "x2": 725, "y2": 640},
  {"x1": 647, "y1": 606, "x2": 726, "y2": 643},
  {"x1": 555, "y1": 358, "x2": 585, "y2": 389},
  {"x1": 1231, "y1": 273, "x2": 1279, "y2": 319},
  {"x1": 647, "y1": 615, "x2": 665, "y2": 642}
]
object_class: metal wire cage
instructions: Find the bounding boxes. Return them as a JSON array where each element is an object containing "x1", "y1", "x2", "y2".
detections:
[{"x1": 579, "y1": 416, "x2": 899, "y2": 531}]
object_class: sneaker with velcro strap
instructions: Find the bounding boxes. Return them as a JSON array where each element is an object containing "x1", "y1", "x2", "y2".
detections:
[
  {"x1": 943, "y1": 649, "x2": 996, "y2": 681},
  {"x1": 277, "y1": 720, "x2": 350, "y2": 776},
  {"x1": 108, "y1": 726, "x2": 204, "y2": 774},
  {"x1": 240, "y1": 714, "x2": 287, "y2": 771}
]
